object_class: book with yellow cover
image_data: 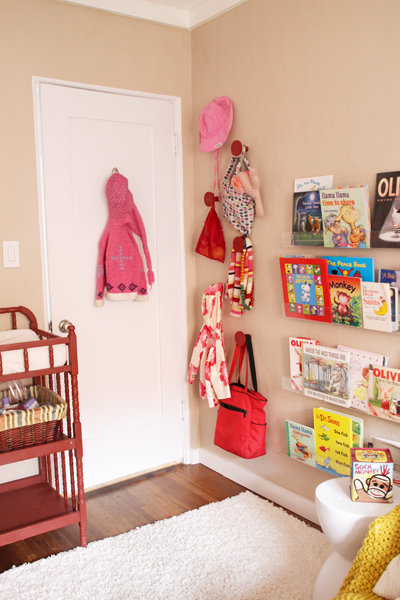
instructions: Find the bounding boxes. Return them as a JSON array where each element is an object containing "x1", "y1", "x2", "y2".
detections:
[{"x1": 313, "y1": 407, "x2": 353, "y2": 477}]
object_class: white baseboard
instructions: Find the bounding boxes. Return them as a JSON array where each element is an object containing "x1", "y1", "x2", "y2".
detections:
[
  {"x1": 190, "y1": 448, "x2": 200, "y2": 465},
  {"x1": 199, "y1": 448, "x2": 319, "y2": 525}
]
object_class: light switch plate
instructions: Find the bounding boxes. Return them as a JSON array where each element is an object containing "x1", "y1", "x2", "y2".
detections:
[{"x1": 3, "y1": 241, "x2": 20, "y2": 268}]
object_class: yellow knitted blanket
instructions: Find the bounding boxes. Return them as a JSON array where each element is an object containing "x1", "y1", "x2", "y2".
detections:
[{"x1": 333, "y1": 504, "x2": 400, "y2": 600}]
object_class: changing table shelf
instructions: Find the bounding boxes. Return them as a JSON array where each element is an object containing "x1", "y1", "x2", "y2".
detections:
[{"x1": 0, "y1": 483, "x2": 80, "y2": 546}]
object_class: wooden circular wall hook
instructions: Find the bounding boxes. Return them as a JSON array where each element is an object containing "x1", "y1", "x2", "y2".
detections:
[
  {"x1": 204, "y1": 192, "x2": 215, "y2": 207},
  {"x1": 235, "y1": 331, "x2": 246, "y2": 347},
  {"x1": 233, "y1": 236, "x2": 245, "y2": 252},
  {"x1": 231, "y1": 140, "x2": 249, "y2": 157}
]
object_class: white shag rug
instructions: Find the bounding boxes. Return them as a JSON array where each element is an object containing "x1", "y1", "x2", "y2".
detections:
[{"x1": 0, "y1": 491, "x2": 332, "y2": 600}]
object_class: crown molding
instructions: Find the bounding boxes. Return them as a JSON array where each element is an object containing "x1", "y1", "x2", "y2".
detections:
[{"x1": 55, "y1": 0, "x2": 248, "y2": 29}]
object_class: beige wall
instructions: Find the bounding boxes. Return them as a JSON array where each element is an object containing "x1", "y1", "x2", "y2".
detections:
[
  {"x1": 3, "y1": 0, "x2": 400, "y2": 503},
  {"x1": 0, "y1": 0, "x2": 198, "y2": 446},
  {"x1": 192, "y1": 0, "x2": 400, "y2": 500}
]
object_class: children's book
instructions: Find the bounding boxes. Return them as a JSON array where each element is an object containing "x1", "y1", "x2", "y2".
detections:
[
  {"x1": 294, "y1": 175, "x2": 334, "y2": 194},
  {"x1": 292, "y1": 176, "x2": 333, "y2": 246},
  {"x1": 368, "y1": 365, "x2": 400, "y2": 424},
  {"x1": 292, "y1": 191, "x2": 324, "y2": 246},
  {"x1": 379, "y1": 269, "x2": 400, "y2": 330},
  {"x1": 280, "y1": 257, "x2": 332, "y2": 323},
  {"x1": 289, "y1": 337, "x2": 320, "y2": 392},
  {"x1": 320, "y1": 186, "x2": 371, "y2": 249},
  {"x1": 324, "y1": 407, "x2": 364, "y2": 449},
  {"x1": 329, "y1": 274, "x2": 362, "y2": 328},
  {"x1": 303, "y1": 344, "x2": 350, "y2": 407},
  {"x1": 372, "y1": 437, "x2": 400, "y2": 486},
  {"x1": 313, "y1": 407, "x2": 353, "y2": 477},
  {"x1": 285, "y1": 420, "x2": 316, "y2": 467},
  {"x1": 361, "y1": 281, "x2": 392, "y2": 333},
  {"x1": 337, "y1": 345, "x2": 387, "y2": 413},
  {"x1": 322, "y1": 255, "x2": 374, "y2": 282},
  {"x1": 371, "y1": 171, "x2": 400, "y2": 248}
]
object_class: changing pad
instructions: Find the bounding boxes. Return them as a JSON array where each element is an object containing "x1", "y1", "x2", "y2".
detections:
[{"x1": 0, "y1": 329, "x2": 67, "y2": 375}]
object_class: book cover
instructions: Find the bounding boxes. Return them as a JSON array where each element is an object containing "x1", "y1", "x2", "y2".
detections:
[
  {"x1": 322, "y1": 255, "x2": 374, "y2": 282},
  {"x1": 324, "y1": 406, "x2": 364, "y2": 449},
  {"x1": 292, "y1": 190, "x2": 324, "y2": 246},
  {"x1": 303, "y1": 344, "x2": 350, "y2": 407},
  {"x1": 280, "y1": 257, "x2": 332, "y2": 323},
  {"x1": 379, "y1": 269, "x2": 400, "y2": 330},
  {"x1": 285, "y1": 420, "x2": 316, "y2": 467},
  {"x1": 371, "y1": 171, "x2": 400, "y2": 248},
  {"x1": 337, "y1": 345, "x2": 386, "y2": 413},
  {"x1": 329, "y1": 274, "x2": 362, "y2": 328},
  {"x1": 294, "y1": 175, "x2": 334, "y2": 194},
  {"x1": 361, "y1": 281, "x2": 392, "y2": 333},
  {"x1": 350, "y1": 448, "x2": 394, "y2": 502},
  {"x1": 320, "y1": 186, "x2": 371, "y2": 249},
  {"x1": 313, "y1": 407, "x2": 353, "y2": 477},
  {"x1": 289, "y1": 337, "x2": 320, "y2": 392},
  {"x1": 368, "y1": 366, "x2": 400, "y2": 423},
  {"x1": 372, "y1": 437, "x2": 400, "y2": 486}
]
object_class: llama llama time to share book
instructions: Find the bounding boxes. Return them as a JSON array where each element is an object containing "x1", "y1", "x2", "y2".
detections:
[
  {"x1": 372, "y1": 171, "x2": 400, "y2": 248},
  {"x1": 320, "y1": 186, "x2": 371, "y2": 249},
  {"x1": 280, "y1": 257, "x2": 332, "y2": 323},
  {"x1": 285, "y1": 420, "x2": 316, "y2": 467},
  {"x1": 303, "y1": 344, "x2": 350, "y2": 407}
]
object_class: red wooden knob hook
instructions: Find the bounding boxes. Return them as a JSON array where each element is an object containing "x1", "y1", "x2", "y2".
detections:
[{"x1": 231, "y1": 140, "x2": 249, "y2": 157}]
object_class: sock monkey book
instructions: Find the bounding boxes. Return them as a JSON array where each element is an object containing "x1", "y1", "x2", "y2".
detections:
[{"x1": 329, "y1": 274, "x2": 362, "y2": 328}]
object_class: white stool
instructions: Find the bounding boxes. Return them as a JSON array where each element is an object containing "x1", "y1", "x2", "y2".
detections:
[{"x1": 313, "y1": 477, "x2": 400, "y2": 600}]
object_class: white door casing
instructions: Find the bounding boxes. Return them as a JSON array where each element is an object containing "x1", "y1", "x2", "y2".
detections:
[{"x1": 33, "y1": 79, "x2": 189, "y2": 489}]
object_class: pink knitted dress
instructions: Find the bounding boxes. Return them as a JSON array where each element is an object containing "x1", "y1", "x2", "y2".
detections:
[{"x1": 95, "y1": 173, "x2": 155, "y2": 306}]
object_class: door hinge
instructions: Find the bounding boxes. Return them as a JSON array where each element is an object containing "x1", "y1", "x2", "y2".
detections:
[{"x1": 174, "y1": 133, "x2": 179, "y2": 156}]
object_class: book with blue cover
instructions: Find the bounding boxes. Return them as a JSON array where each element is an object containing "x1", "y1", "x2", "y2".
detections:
[{"x1": 322, "y1": 256, "x2": 374, "y2": 282}]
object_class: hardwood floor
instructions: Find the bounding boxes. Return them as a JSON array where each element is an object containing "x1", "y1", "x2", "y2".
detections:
[{"x1": 0, "y1": 464, "x2": 320, "y2": 574}]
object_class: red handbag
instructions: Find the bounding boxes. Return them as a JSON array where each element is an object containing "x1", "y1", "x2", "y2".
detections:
[{"x1": 214, "y1": 335, "x2": 267, "y2": 459}]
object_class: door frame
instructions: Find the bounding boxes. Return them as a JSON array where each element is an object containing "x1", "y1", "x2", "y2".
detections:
[{"x1": 32, "y1": 76, "x2": 191, "y2": 465}]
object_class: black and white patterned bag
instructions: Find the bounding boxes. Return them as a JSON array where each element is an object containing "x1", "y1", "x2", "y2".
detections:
[{"x1": 222, "y1": 150, "x2": 255, "y2": 235}]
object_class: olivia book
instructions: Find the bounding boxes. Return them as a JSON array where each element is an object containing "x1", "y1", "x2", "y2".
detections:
[{"x1": 368, "y1": 366, "x2": 400, "y2": 423}]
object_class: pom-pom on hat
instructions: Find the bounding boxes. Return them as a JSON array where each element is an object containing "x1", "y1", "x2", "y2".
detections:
[{"x1": 199, "y1": 96, "x2": 233, "y2": 152}]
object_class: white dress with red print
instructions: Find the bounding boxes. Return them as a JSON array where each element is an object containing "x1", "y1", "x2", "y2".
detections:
[{"x1": 188, "y1": 283, "x2": 230, "y2": 408}]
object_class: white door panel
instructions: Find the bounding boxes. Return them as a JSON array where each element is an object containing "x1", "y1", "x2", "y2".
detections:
[{"x1": 36, "y1": 82, "x2": 186, "y2": 488}]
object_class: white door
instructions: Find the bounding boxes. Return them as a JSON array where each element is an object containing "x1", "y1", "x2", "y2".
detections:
[{"x1": 34, "y1": 81, "x2": 188, "y2": 489}]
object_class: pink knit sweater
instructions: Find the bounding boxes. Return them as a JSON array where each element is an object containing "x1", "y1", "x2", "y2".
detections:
[{"x1": 95, "y1": 173, "x2": 155, "y2": 306}]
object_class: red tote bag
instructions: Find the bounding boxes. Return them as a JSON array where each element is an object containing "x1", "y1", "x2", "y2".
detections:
[{"x1": 214, "y1": 335, "x2": 267, "y2": 459}]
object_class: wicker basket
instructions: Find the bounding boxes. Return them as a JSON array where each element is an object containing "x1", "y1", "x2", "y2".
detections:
[{"x1": 0, "y1": 385, "x2": 68, "y2": 452}]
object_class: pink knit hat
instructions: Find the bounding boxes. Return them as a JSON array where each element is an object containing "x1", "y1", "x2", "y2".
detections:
[
  {"x1": 199, "y1": 96, "x2": 233, "y2": 152},
  {"x1": 106, "y1": 173, "x2": 134, "y2": 218}
]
